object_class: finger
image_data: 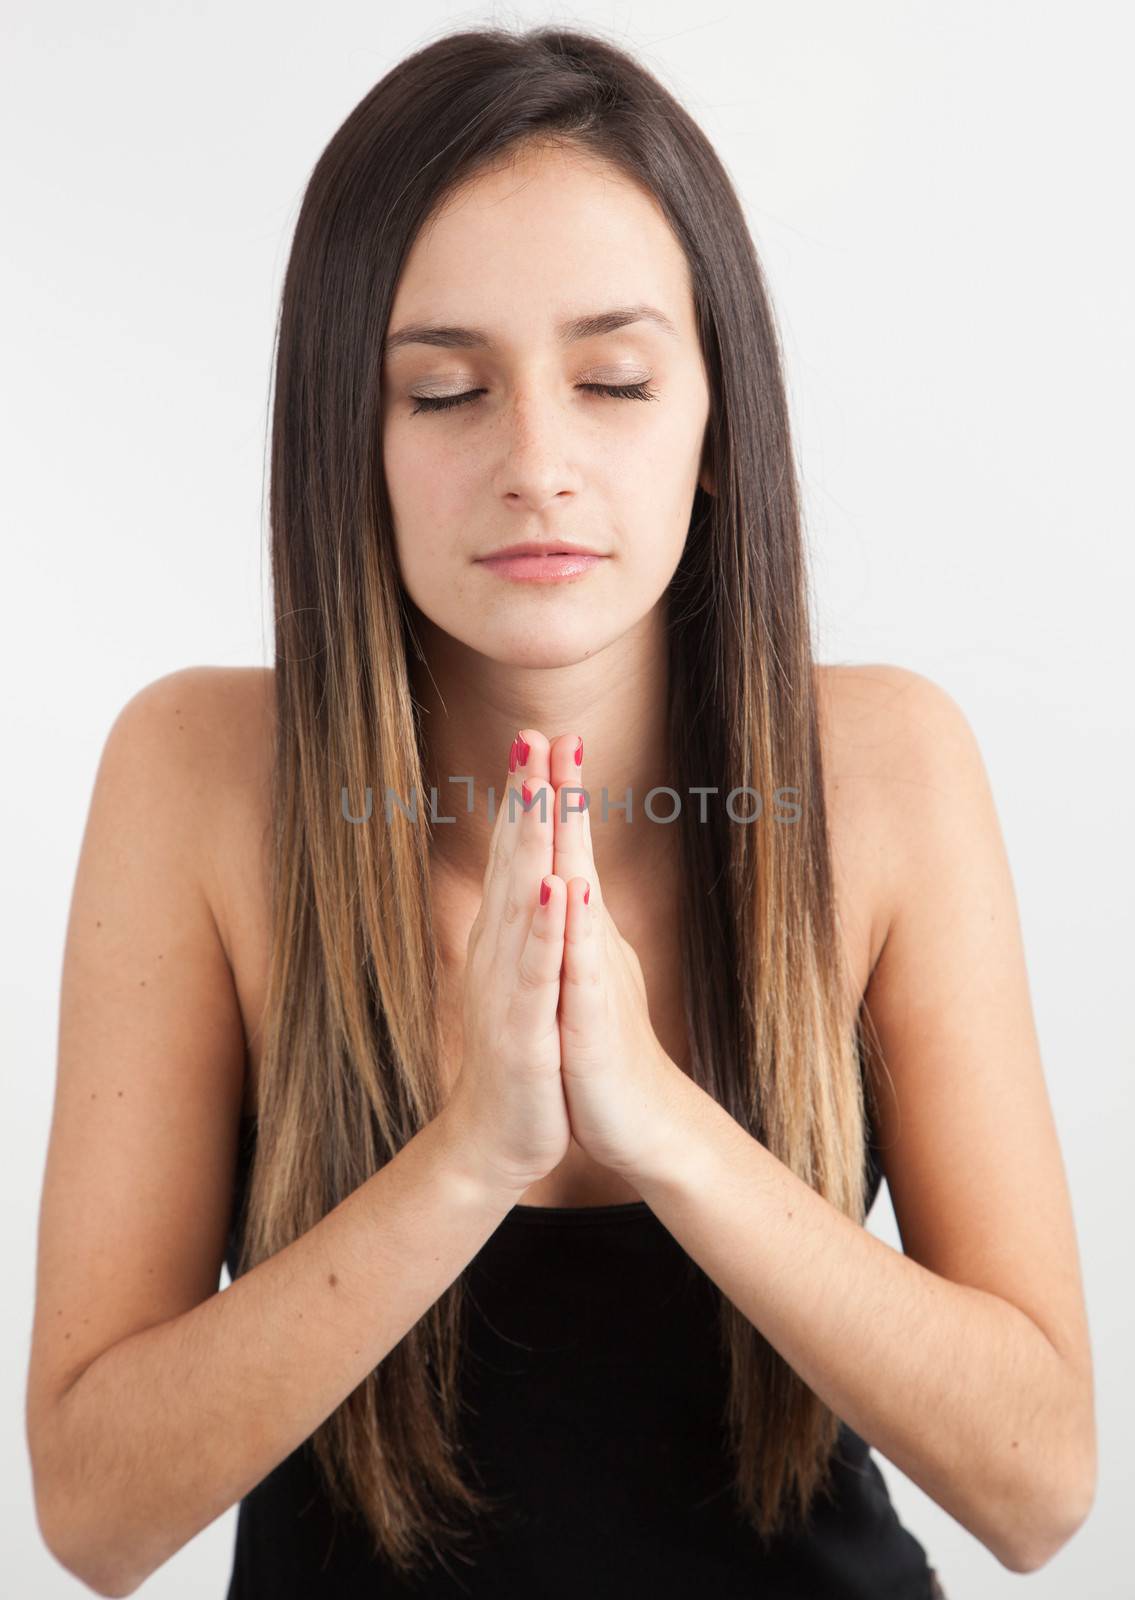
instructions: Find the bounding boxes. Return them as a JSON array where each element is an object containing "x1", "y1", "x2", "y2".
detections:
[
  {"x1": 549, "y1": 733, "x2": 601, "y2": 912},
  {"x1": 548, "y1": 730, "x2": 584, "y2": 794},
  {"x1": 560, "y1": 873, "x2": 603, "y2": 1058},
  {"x1": 574, "y1": 760, "x2": 602, "y2": 909},
  {"x1": 489, "y1": 776, "x2": 556, "y2": 969},
  {"x1": 480, "y1": 726, "x2": 550, "y2": 906},
  {"x1": 514, "y1": 726, "x2": 551, "y2": 788},
  {"x1": 513, "y1": 872, "x2": 567, "y2": 1016}
]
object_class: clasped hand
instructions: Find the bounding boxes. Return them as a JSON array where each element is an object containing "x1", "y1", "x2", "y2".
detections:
[{"x1": 505, "y1": 727, "x2": 682, "y2": 1184}]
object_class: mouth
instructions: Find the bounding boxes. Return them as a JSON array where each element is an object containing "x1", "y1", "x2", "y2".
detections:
[
  {"x1": 477, "y1": 541, "x2": 606, "y2": 560},
  {"x1": 474, "y1": 547, "x2": 608, "y2": 584}
]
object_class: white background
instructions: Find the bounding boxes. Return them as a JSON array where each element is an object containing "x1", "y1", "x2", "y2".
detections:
[{"x1": 3, "y1": 2, "x2": 1132, "y2": 1593}]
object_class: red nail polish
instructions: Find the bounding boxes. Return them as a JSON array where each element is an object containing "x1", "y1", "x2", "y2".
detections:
[
  {"x1": 583, "y1": 883, "x2": 590, "y2": 904},
  {"x1": 516, "y1": 732, "x2": 530, "y2": 766},
  {"x1": 574, "y1": 736, "x2": 583, "y2": 765},
  {"x1": 540, "y1": 877, "x2": 551, "y2": 906},
  {"x1": 508, "y1": 738, "x2": 518, "y2": 773},
  {"x1": 522, "y1": 780, "x2": 533, "y2": 806}
]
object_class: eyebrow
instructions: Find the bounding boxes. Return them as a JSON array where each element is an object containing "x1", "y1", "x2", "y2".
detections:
[{"x1": 383, "y1": 302, "x2": 680, "y2": 356}]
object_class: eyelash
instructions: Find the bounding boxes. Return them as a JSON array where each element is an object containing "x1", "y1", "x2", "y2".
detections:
[{"x1": 408, "y1": 381, "x2": 658, "y2": 416}]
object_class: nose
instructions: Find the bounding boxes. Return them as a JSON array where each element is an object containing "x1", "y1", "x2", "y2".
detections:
[{"x1": 493, "y1": 386, "x2": 581, "y2": 513}]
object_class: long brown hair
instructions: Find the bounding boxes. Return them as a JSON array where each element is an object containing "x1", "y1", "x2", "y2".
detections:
[{"x1": 236, "y1": 21, "x2": 884, "y2": 1581}]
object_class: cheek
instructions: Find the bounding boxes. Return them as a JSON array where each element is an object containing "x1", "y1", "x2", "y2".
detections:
[
  {"x1": 382, "y1": 423, "x2": 467, "y2": 553},
  {"x1": 620, "y1": 409, "x2": 703, "y2": 521},
  {"x1": 383, "y1": 420, "x2": 433, "y2": 512},
  {"x1": 612, "y1": 448, "x2": 702, "y2": 596}
]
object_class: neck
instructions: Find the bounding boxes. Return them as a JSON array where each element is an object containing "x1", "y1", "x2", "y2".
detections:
[{"x1": 409, "y1": 604, "x2": 678, "y2": 895}]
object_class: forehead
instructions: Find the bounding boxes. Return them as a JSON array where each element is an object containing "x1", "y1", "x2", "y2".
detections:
[{"x1": 387, "y1": 143, "x2": 696, "y2": 344}]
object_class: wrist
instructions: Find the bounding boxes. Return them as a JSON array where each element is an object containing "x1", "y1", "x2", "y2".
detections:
[
  {"x1": 428, "y1": 1106, "x2": 526, "y2": 1215},
  {"x1": 631, "y1": 1061, "x2": 730, "y2": 1203}
]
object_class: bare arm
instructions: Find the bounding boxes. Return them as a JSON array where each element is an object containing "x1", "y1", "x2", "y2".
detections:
[
  {"x1": 631, "y1": 667, "x2": 1096, "y2": 1574},
  {"x1": 37, "y1": 1108, "x2": 512, "y2": 1597},
  {"x1": 25, "y1": 668, "x2": 516, "y2": 1597}
]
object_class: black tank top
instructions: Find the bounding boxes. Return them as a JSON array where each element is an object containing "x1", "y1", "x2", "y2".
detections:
[{"x1": 223, "y1": 1111, "x2": 938, "y2": 1598}]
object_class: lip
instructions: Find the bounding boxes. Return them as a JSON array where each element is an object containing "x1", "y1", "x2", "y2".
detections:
[
  {"x1": 478, "y1": 541, "x2": 606, "y2": 559},
  {"x1": 476, "y1": 551, "x2": 606, "y2": 584}
]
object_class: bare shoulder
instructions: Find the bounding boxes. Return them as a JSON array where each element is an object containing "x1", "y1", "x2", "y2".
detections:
[
  {"x1": 814, "y1": 658, "x2": 971, "y2": 769},
  {"x1": 121, "y1": 663, "x2": 275, "y2": 776},
  {"x1": 108, "y1": 663, "x2": 273, "y2": 809},
  {"x1": 118, "y1": 665, "x2": 275, "y2": 954},
  {"x1": 814, "y1": 661, "x2": 979, "y2": 970}
]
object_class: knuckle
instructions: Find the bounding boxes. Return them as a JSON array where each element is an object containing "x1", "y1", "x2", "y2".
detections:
[
  {"x1": 514, "y1": 954, "x2": 549, "y2": 993},
  {"x1": 562, "y1": 964, "x2": 601, "y2": 996},
  {"x1": 500, "y1": 887, "x2": 525, "y2": 929}
]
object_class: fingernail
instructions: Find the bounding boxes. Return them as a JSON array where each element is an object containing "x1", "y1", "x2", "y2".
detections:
[
  {"x1": 508, "y1": 738, "x2": 518, "y2": 773},
  {"x1": 583, "y1": 882, "x2": 590, "y2": 904},
  {"x1": 522, "y1": 780, "x2": 533, "y2": 806},
  {"x1": 540, "y1": 877, "x2": 551, "y2": 906},
  {"x1": 574, "y1": 736, "x2": 583, "y2": 765},
  {"x1": 516, "y1": 731, "x2": 530, "y2": 766}
]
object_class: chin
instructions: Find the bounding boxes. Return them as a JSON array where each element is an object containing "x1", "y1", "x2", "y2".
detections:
[{"x1": 480, "y1": 624, "x2": 605, "y2": 670}]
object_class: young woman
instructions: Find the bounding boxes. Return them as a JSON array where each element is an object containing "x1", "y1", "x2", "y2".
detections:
[{"x1": 27, "y1": 25, "x2": 1093, "y2": 1599}]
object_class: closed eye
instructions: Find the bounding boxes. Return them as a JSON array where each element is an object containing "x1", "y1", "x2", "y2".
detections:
[{"x1": 408, "y1": 381, "x2": 658, "y2": 416}]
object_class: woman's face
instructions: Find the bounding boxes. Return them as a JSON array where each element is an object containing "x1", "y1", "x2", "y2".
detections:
[{"x1": 380, "y1": 141, "x2": 713, "y2": 669}]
